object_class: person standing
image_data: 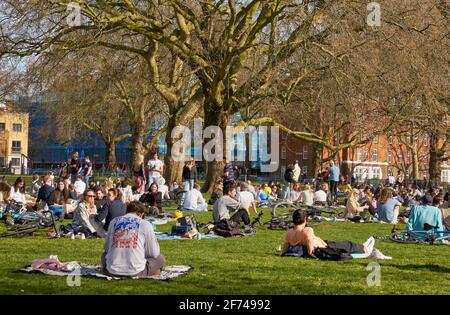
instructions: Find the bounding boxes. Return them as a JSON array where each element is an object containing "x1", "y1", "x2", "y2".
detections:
[
  {"x1": 147, "y1": 153, "x2": 164, "y2": 188},
  {"x1": 69, "y1": 152, "x2": 80, "y2": 184},
  {"x1": 293, "y1": 160, "x2": 301, "y2": 183},
  {"x1": 80, "y1": 156, "x2": 93, "y2": 186},
  {"x1": 328, "y1": 161, "x2": 340, "y2": 202},
  {"x1": 223, "y1": 159, "x2": 235, "y2": 192}
]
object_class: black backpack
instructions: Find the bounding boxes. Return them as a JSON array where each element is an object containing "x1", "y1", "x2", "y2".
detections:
[
  {"x1": 214, "y1": 219, "x2": 243, "y2": 237},
  {"x1": 313, "y1": 247, "x2": 353, "y2": 261}
]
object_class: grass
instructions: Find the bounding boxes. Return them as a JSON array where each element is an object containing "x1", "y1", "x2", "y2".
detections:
[{"x1": 0, "y1": 207, "x2": 449, "y2": 295}]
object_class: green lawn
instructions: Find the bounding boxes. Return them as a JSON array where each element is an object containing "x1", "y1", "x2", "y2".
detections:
[{"x1": 0, "y1": 207, "x2": 449, "y2": 295}]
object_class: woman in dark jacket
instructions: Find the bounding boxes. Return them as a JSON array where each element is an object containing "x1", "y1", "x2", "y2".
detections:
[
  {"x1": 95, "y1": 188, "x2": 127, "y2": 232},
  {"x1": 139, "y1": 182, "x2": 162, "y2": 215}
]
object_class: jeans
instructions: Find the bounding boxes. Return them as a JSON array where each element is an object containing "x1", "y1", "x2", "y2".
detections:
[
  {"x1": 84, "y1": 176, "x2": 90, "y2": 187},
  {"x1": 71, "y1": 174, "x2": 77, "y2": 185},
  {"x1": 329, "y1": 181, "x2": 338, "y2": 200},
  {"x1": 283, "y1": 180, "x2": 291, "y2": 200},
  {"x1": 230, "y1": 209, "x2": 250, "y2": 225}
]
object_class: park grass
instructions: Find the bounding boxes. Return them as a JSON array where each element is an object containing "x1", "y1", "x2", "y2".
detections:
[{"x1": 0, "y1": 207, "x2": 449, "y2": 295}]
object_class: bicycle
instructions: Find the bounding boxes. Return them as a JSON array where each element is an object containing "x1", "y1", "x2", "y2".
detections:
[
  {"x1": 389, "y1": 229, "x2": 450, "y2": 245},
  {"x1": 0, "y1": 202, "x2": 58, "y2": 238}
]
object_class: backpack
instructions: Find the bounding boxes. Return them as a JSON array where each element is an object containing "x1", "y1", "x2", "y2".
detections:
[
  {"x1": 214, "y1": 219, "x2": 244, "y2": 237},
  {"x1": 171, "y1": 215, "x2": 198, "y2": 236},
  {"x1": 284, "y1": 169, "x2": 294, "y2": 183},
  {"x1": 313, "y1": 247, "x2": 353, "y2": 261}
]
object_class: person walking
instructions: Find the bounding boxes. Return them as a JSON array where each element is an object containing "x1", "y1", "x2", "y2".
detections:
[{"x1": 328, "y1": 161, "x2": 340, "y2": 202}]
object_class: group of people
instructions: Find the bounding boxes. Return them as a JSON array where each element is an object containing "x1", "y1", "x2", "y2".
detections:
[{"x1": 1, "y1": 154, "x2": 449, "y2": 278}]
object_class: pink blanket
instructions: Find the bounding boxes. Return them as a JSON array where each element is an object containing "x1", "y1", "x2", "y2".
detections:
[{"x1": 31, "y1": 255, "x2": 65, "y2": 270}]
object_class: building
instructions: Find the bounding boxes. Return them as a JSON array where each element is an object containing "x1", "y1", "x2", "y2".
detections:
[
  {"x1": 278, "y1": 131, "x2": 315, "y2": 178},
  {"x1": 279, "y1": 131, "x2": 450, "y2": 183},
  {"x1": 0, "y1": 102, "x2": 29, "y2": 174}
]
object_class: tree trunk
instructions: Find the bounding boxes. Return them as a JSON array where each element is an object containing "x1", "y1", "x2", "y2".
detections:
[
  {"x1": 429, "y1": 132, "x2": 443, "y2": 183},
  {"x1": 131, "y1": 118, "x2": 146, "y2": 173},
  {"x1": 201, "y1": 104, "x2": 230, "y2": 193},
  {"x1": 164, "y1": 115, "x2": 185, "y2": 184},
  {"x1": 411, "y1": 148, "x2": 419, "y2": 180},
  {"x1": 312, "y1": 144, "x2": 323, "y2": 177},
  {"x1": 105, "y1": 140, "x2": 117, "y2": 170}
]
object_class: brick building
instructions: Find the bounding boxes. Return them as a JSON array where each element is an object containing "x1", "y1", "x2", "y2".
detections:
[{"x1": 279, "y1": 131, "x2": 450, "y2": 183}]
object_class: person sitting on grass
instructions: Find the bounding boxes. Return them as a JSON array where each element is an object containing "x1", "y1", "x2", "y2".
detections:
[
  {"x1": 213, "y1": 184, "x2": 250, "y2": 226},
  {"x1": 181, "y1": 183, "x2": 208, "y2": 212},
  {"x1": 48, "y1": 180, "x2": 69, "y2": 221},
  {"x1": 376, "y1": 187, "x2": 402, "y2": 224},
  {"x1": 282, "y1": 209, "x2": 376, "y2": 257},
  {"x1": 92, "y1": 188, "x2": 127, "y2": 238},
  {"x1": 139, "y1": 182, "x2": 162, "y2": 215},
  {"x1": 102, "y1": 201, "x2": 166, "y2": 277},
  {"x1": 72, "y1": 189, "x2": 98, "y2": 237},
  {"x1": 344, "y1": 188, "x2": 370, "y2": 222},
  {"x1": 403, "y1": 195, "x2": 444, "y2": 232},
  {"x1": 237, "y1": 183, "x2": 258, "y2": 215}
]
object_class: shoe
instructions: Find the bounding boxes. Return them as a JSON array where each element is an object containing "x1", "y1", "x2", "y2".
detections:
[
  {"x1": 66, "y1": 231, "x2": 74, "y2": 239},
  {"x1": 363, "y1": 236, "x2": 375, "y2": 254},
  {"x1": 370, "y1": 248, "x2": 392, "y2": 260}
]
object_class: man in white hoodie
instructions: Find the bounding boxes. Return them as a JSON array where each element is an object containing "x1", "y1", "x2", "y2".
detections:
[{"x1": 293, "y1": 160, "x2": 301, "y2": 183}]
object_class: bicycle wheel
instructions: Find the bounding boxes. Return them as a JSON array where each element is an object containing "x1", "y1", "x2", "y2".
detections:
[
  {"x1": 272, "y1": 201, "x2": 295, "y2": 217},
  {"x1": 389, "y1": 231, "x2": 419, "y2": 244}
]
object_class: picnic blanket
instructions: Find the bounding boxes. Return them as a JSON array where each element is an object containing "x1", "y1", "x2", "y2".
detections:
[
  {"x1": 155, "y1": 232, "x2": 223, "y2": 240},
  {"x1": 20, "y1": 263, "x2": 192, "y2": 281}
]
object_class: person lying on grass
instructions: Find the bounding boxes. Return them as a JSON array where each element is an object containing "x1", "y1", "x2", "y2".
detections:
[
  {"x1": 102, "y1": 201, "x2": 165, "y2": 277},
  {"x1": 282, "y1": 209, "x2": 375, "y2": 257}
]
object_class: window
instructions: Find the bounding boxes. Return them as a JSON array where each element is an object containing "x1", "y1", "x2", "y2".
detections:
[
  {"x1": 356, "y1": 149, "x2": 362, "y2": 162},
  {"x1": 12, "y1": 123, "x2": 22, "y2": 132},
  {"x1": 372, "y1": 149, "x2": 378, "y2": 162},
  {"x1": 11, "y1": 141, "x2": 21, "y2": 153},
  {"x1": 387, "y1": 151, "x2": 393, "y2": 163},
  {"x1": 303, "y1": 146, "x2": 308, "y2": 160},
  {"x1": 364, "y1": 150, "x2": 369, "y2": 161},
  {"x1": 0, "y1": 123, "x2": 5, "y2": 132},
  {"x1": 387, "y1": 136, "x2": 393, "y2": 144},
  {"x1": 281, "y1": 146, "x2": 286, "y2": 160},
  {"x1": 398, "y1": 150, "x2": 403, "y2": 160},
  {"x1": 442, "y1": 170, "x2": 450, "y2": 183},
  {"x1": 423, "y1": 133, "x2": 428, "y2": 146},
  {"x1": 11, "y1": 158, "x2": 20, "y2": 166},
  {"x1": 302, "y1": 166, "x2": 308, "y2": 175},
  {"x1": 282, "y1": 132, "x2": 288, "y2": 140},
  {"x1": 372, "y1": 167, "x2": 381, "y2": 179},
  {"x1": 406, "y1": 152, "x2": 411, "y2": 164}
]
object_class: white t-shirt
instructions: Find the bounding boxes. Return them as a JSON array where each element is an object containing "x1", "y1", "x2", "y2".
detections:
[
  {"x1": 238, "y1": 191, "x2": 255, "y2": 210},
  {"x1": 119, "y1": 186, "x2": 134, "y2": 203},
  {"x1": 314, "y1": 190, "x2": 327, "y2": 203},
  {"x1": 74, "y1": 180, "x2": 87, "y2": 195},
  {"x1": 147, "y1": 159, "x2": 164, "y2": 178},
  {"x1": 183, "y1": 189, "x2": 206, "y2": 210},
  {"x1": 9, "y1": 187, "x2": 26, "y2": 204},
  {"x1": 104, "y1": 213, "x2": 160, "y2": 276}
]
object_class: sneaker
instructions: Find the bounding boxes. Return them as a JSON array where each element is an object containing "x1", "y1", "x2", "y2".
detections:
[
  {"x1": 65, "y1": 231, "x2": 74, "y2": 239},
  {"x1": 363, "y1": 236, "x2": 375, "y2": 254},
  {"x1": 370, "y1": 248, "x2": 392, "y2": 260}
]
